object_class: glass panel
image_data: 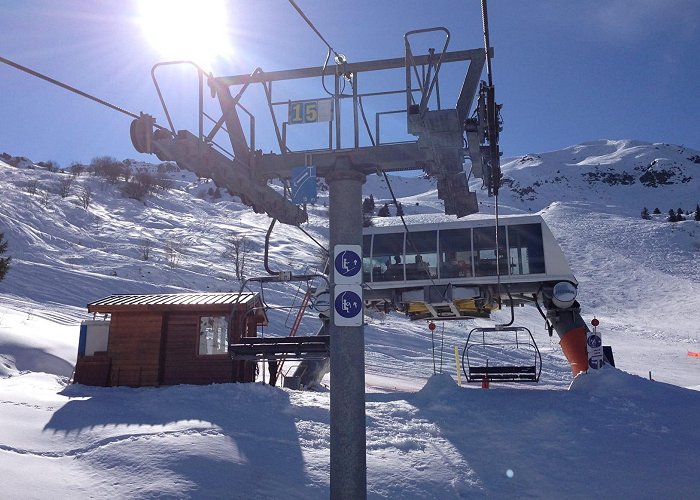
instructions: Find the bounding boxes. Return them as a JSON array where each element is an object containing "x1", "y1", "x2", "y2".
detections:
[
  {"x1": 473, "y1": 226, "x2": 507, "y2": 277},
  {"x1": 507, "y1": 224, "x2": 545, "y2": 274},
  {"x1": 371, "y1": 232, "x2": 405, "y2": 281},
  {"x1": 439, "y1": 228, "x2": 473, "y2": 279},
  {"x1": 199, "y1": 316, "x2": 229, "y2": 355},
  {"x1": 405, "y1": 230, "x2": 438, "y2": 280},
  {"x1": 362, "y1": 234, "x2": 373, "y2": 282}
]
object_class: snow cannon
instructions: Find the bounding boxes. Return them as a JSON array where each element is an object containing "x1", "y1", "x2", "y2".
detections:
[{"x1": 543, "y1": 282, "x2": 589, "y2": 375}]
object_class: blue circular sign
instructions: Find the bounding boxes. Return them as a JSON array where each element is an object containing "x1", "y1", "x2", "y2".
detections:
[
  {"x1": 335, "y1": 250, "x2": 362, "y2": 277},
  {"x1": 587, "y1": 334, "x2": 602, "y2": 348},
  {"x1": 334, "y1": 290, "x2": 362, "y2": 318}
]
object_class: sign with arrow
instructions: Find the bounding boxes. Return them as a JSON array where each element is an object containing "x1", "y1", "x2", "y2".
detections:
[{"x1": 291, "y1": 165, "x2": 317, "y2": 205}]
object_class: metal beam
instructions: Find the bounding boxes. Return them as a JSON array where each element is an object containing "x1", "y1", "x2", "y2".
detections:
[
  {"x1": 217, "y1": 48, "x2": 486, "y2": 86},
  {"x1": 253, "y1": 143, "x2": 431, "y2": 179}
]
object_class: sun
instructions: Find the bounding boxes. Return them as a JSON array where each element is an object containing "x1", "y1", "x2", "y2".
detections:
[{"x1": 137, "y1": 0, "x2": 233, "y2": 69}]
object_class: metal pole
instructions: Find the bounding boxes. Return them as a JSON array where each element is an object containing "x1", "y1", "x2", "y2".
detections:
[{"x1": 327, "y1": 160, "x2": 367, "y2": 499}]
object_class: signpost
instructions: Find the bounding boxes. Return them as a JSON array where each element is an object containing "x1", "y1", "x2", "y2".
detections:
[
  {"x1": 587, "y1": 318, "x2": 604, "y2": 370},
  {"x1": 327, "y1": 169, "x2": 366, "y2": 499}
]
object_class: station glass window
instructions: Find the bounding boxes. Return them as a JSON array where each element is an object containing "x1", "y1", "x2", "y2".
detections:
[
  {"x1": 473, "y1": 226, "x2": 507, "y2": 277},
  {"x1": 371, "y1": 232, "x2": 405, "y2": 281},
  {"x1": 507, "y1": 224, "x2": 545, "y2": 274},
  {"x1": 405, "y1": 230, "x2": 438, "y2": 281},
  {"x1": 198, "y1": 315, "x2": 229, "y2": 355},
  {"x1": 439, "y1": 228, "x2": 473, "y2": 279}
]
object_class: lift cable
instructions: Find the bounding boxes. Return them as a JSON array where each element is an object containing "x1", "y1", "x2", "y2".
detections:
[
  {"x1": 286, "y1": 0, "x2": 349, "y2": 98},
  {"x1": 0, "y1": 55, "x2": 166, "y2": 130},
  {"x1": 287, "y1": 0, "x2": 342, "y2": 61}
]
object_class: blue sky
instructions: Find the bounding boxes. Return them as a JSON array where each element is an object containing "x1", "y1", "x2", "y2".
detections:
[{"x1": 1, "y1": 0, "x2": 699, "y2": 167}]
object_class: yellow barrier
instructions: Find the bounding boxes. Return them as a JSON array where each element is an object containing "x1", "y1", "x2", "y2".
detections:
[{"x1": 454, "y1": 345, "x2": 461, "y2": 386}]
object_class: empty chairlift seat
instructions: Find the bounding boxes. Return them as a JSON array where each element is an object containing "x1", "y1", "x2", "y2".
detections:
[{"x1": 462, "y1": 326, "x2": 542, "y2": 382}]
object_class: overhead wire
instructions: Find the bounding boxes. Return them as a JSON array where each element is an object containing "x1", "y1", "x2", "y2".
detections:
[
  {"x1": 287, "y1": 0, "x2": 341, "y2": 60},
  {"x1": 0, "y1": 55, "x2": 166, "y2": 129}
]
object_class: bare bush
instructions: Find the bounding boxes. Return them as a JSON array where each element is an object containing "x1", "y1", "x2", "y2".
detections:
[
  {"x1": 58, "y1": 176, "x2": 73, "y2": 198},
  {"x1": 91, "y1": 156, "x2": 129, "y2": 183},
  {"x1": 165, "y1": 238, "x2": 183, "y2": 268},
  {"x1": 222, "y1": 235, "x2": 251, "y2": 280},
  {"x1": 123, "y1": 171, "x2": 156, "y2": 200},
  {"x1": 37, "y1": 160, "x2": 60, "y2": 172},
  {"x1": 69, "y1": 162, "x2": 85, "y2": 178},
  {"x1": 25, "y1": 179, "x2": 39, "y2": 195},
  {"x1": 79, "y1": 186, "x2": 92, "y2": 209},
  {"x1": 140, "y1": 238, "x2": 153, "y2": 261}
]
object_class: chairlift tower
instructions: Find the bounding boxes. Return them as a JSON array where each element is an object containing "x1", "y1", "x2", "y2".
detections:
[{"x1": 130, "y1": 27, "x2": 502, "y2": 500}]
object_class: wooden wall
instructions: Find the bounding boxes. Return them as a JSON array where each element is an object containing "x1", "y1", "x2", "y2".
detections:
[
  {"x1": 107, "y1": 312, "x2": 163, "y2": 387},
  {"x1": 162, "y1": 310, "x2": 254, "y2": 385}
]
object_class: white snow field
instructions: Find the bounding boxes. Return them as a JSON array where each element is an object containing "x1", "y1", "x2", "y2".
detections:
[{"x1": 0, "y1": 139, "x2": 698, "y2": 498}]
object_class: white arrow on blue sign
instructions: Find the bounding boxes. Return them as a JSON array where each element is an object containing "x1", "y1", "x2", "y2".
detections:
[{"x1": 291, "y1": 166, "x2": 317, "y2": 205}]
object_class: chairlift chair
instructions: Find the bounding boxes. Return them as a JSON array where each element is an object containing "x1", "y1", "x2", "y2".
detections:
[{"x1": 462, "y1": 326, "x2": 542, "y2": 382}]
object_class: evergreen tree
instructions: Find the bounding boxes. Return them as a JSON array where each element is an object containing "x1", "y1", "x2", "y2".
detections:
[
  {"x1": 653, "y1": 207, "x2": 661, "y2": 215},
  {"x1": 695, "y1": 204, "x2": 700, "y2": 221},
  {"x1": 641, "y1": 207, "x2": 651, "y2": 220},
  {"x1": 362, "y1": 194, "x2": 375, "y2": 215},
  {"x1": 396, "y1": 202, "x2": 405, "y2": 217},
  {"x1": 0, "y1": 231, "x2": 10, "y2": 282},
  {"x1": 377, "y1": 203, "x2": 391, "y2": 217},
  {"x1": 667, "y1": 209, "x2": 677, "y2": 222},
  {"x1": 676, "y1": 208, "x2": 686, "y2": 221}
]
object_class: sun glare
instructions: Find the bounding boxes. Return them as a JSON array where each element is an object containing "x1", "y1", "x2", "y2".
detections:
[{"x1": 138, "y1": 0, "x2": 233, "y2": 69}]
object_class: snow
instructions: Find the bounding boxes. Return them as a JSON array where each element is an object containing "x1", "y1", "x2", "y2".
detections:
[{"x1": 1, "y1": 140, "x2": 699, "y2": 497}]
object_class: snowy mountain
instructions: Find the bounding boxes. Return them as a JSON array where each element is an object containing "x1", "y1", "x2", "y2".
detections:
[{"x1": 0, "y1": 140, "x2": 699, "y2": 498}]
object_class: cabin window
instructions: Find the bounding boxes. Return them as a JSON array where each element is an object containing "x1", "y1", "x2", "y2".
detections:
[
  {"x1": 198, "y1": 316, "x2": 229, "y2": 355},
  {"x1": 405, "y1": 230, "x2": 438, "y2": 281},
  {"x1": 371, "y1": 232, "x2": 405, "y2": 281},
  {"x1": 473, "y1": 226, "x2": 507, "y2": 276},
  {"x1": 362, "y1": 234, "x2": 373, "y2": 283},
  {"x1": 507, "y1": 224, "x2": 545, "y2": 274},
  {"x1": 439, "y1": 228, "x2": 473, "y2": 279}
]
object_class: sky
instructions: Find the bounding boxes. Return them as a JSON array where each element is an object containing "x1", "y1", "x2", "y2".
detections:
[{"x1": 1, "y1": 0, "x2": 699, "y2": 167}]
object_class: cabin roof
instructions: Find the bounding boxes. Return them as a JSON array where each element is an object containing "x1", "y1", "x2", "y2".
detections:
[{"x1": 87, "y1": 292, "x2": 262, "y2": 315}]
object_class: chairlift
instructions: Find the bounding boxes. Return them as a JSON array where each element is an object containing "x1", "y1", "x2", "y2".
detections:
[{"x1": 462, "y1": 326, "x2": 542, "y2": 382}]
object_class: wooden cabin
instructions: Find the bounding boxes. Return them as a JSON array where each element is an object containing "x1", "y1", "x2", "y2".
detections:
[{"x1": 74, "y1": 292, "x2": 268, "y2": 387}]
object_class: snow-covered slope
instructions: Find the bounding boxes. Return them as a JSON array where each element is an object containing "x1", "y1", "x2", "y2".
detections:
[{"x1": 0, "y1": 140, "x2": 699, "y2": 498}]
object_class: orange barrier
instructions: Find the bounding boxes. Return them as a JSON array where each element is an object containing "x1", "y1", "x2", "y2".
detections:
[{"x1": 688, "y1": 352, "x2": 700, "y2": 357}]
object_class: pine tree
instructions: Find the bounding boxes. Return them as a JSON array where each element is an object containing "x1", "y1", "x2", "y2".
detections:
[
  {"x1": 653, "y1": 207, "x2": 661, "y2": 215},
  {"x1": 362, "y1": 195, "x2": 375, "y2": 215},
  {"x1": 695, "y1": 204, "x2": 700, "y2": 221},
  {"x1": 641, "y1": 207, "x2": 651, "y2": 220},
  {"x1": 676, "y1": 208, "x2": 686, "y2": 221},
  {"x1": 377, "y1": 203, "x2": 391, "y2": 217},
  {"x1": 396, "y1": 202, "x2": 405, "y2": 217},
  {"x1": 0, "y1": 231, "x2": 10, "y2": 282},
  {"x1": 667, "y1": 209, "x2": 677, "y2": 222}
]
